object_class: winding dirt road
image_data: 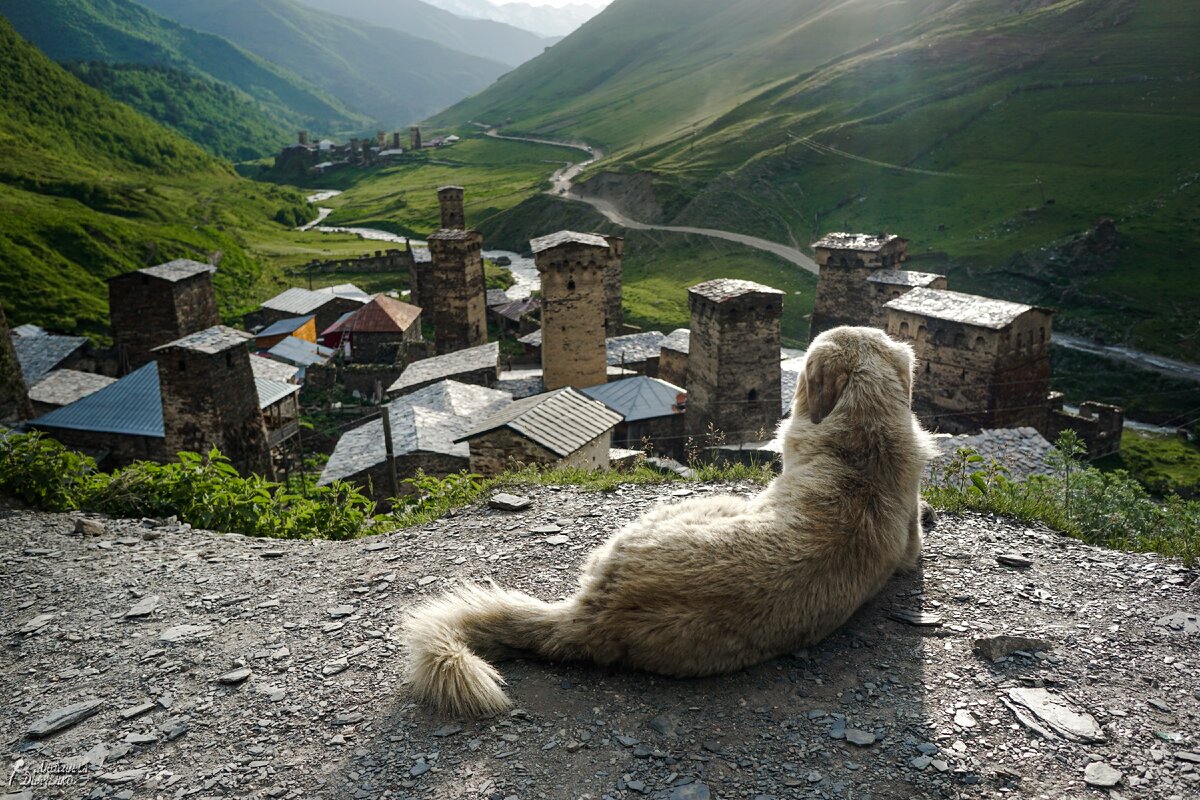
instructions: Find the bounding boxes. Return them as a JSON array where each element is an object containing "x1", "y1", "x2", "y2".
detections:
[{"x1": 479, "y1": 125, "x2": 819, "y2": 274}]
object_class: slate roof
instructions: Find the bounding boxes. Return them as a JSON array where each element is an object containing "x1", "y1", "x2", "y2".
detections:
[
  {"x1": 494, "y1": 369, "x2": 545, "y2": 400},
  {"x1": 261, "y1": 287, "x2": 338, "y2": 315},
  {"x1": 135, "y1": 259, "x2": 215, "y2": 283},
  {"x1": 12, "y1": 332, "x2": 88, "y2": 384},
  {"x1": 660, "y1": 328, "x2": 690, "y2": 355},
  {"x1": 492, "y1": 298, "x2": 539, "y2": 324},
  {"x1": 456, "y1": 387, "x2": 622, "y2": 457},
  {"x1": 266, "y1": 336, "x2": 335, "y2": 367},
  {"x1": 250, "y1": 356, "x2": 300, "y2": 384},
  {"x1": 813, "y1": 232, "x2": 904, "y2": 252},
  {"x1": 31, "y1": 363, "x2": 165, "y2": 438},
  {"x1": 530, "y1": 231, "x2": 609, "y2": 254},
  {"x1": 11, "y1": 324, "x2": 44, "y2": 338},
  {"x1": 607, "y1": 331, "x2": 665, "y2": 366},
  {"x1": 486, "y1": 289, "x2": 511, "y2": 308},
  {"x1": 866, "y1": 270, "x2": 944, "y2": 287},
  {"x1": 389, "y1": 342, "x2": 499, "y2": 394},
  {"x1": 28, "y1": 370, "x2": 116, "y2": 409},
  {"x1": 256, "y1": 316, "x2": 314, "y2": 339},
  {"x1": 689, "y1": 278, "x2": 784, "y2": 303},
  {"x1": 155, "y1": 326, "x2": 251, "y2": 355},
  {"x1": 583, "y1": 376, "x2": 684, "y2": 423},
  {"x1": 884, "y1": 288, "x2": 1044, "y2": 330},
  {"x1": 319, "y1": 381, "x2": 512, "y2": 484},
  {"x1": 327, "y1": 296, "x2": 421, "y2": 335}
]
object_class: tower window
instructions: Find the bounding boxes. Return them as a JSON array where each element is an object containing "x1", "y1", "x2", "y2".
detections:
[
  {"x1": 567, "y1": 279, "x2": 576, "y2": 292},
  {"x1": 748, "y1": 388, "x2": 758, "y2": 402}
]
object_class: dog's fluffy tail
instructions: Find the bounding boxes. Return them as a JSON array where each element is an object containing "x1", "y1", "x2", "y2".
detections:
[{"x1": 402, "y1": 583, "x2": 576, "y2": 718}]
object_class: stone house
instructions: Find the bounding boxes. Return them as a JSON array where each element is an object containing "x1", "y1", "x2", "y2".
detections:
[
  {"x1": 456, "y1": 387, "x2": 622, "y2": 476},
  {"x1": 245, "y1": 287, "x2": 367, "y2": 335},
  {"x1": 108, "y1": 260, "x2": 220, "y2": 368},
  {"x1": 254, "y1": 315, "x2": 317, "y2": 351},
  {"x1": 657, "y1": 328, "x2": 690, "y2": 388},
  {"x1": 319, "y1": 380, "x2": 512, "y2": 503},
  {"x1": 389, "y1": 341, "x2": 500, "y2": 396},
  {"x1": 1045, "y1": 396, "x2": 1125, "y2": 458},
  {"x1": 809, "y1": 233, "x2": 930, "y2": 339},
  {"x1": 686, "y1": 278, "x2": 784, "y2": 444},
  {"x1": 320, "y1": 295, "x2": 422, "y2": 363},
  {"x1": 582, "y1": 376, "x2": 685, "y2": 455},
  {"x1": 11, "y1": 327, "x2": 94, "y2": 385},
  {"x1": 28, "y1": 370, "x2": 116, "y2": 416},
  {"x1": 885, "y1": 288, "x2": 1054, "y2": 434}
]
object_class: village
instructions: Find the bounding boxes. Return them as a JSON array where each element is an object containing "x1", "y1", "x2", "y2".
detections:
[
  {"x1": 274, "y1": 126, "x2": 459, "y2": 177},
  {"x1": 0, "y1": 185, "x2": 1126, "y2": 504}
]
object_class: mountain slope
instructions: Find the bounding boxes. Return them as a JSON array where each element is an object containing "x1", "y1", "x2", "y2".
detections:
[
  {"x1": 431, "y1": 0, "x2": 1200, "y2": 360},
  {"x1": 0, "y1": 0, "x2": 365, "y2": 138},
  {"x1": 295, "y1": 0, "x2": 556, "y2": 67},
  {"x1": 0, "y1": 18, "x2": 311, "y2": 338},
  {"x1": 139, "y1": 0, "x2": 509, "y2": 127}
]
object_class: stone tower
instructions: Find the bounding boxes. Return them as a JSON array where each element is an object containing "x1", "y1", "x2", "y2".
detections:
[
  {"x1": 154, "y1": 326, "x2": 271, "y2": 476},
  {"x1": 410, "y1": 126, "x2": 422, "y2": 150},
  {"x1": 0, "y1": 303, "x2": 31, "y2": 423},
  {"x1": 531, "y1": 231, "x2": 619, "y2": 391},
  {"x1": 809, "y1": 233, "x2": 909, "y2": 341},
  {"x1": 601, "y1": 235, "x2": 625, "y2": 337},
  {"x1": 437, "y1": 186, "x2": 465, "y2": 230},
  {"x1": 108, "y1": 260, "x2": 220, "y2": 370},
  {"x1": 298, "y1": 130, "x2": 308, "y2": 146},
  {"x1": 686, "y1": 278, "x2": 783, "y2": 442},
  {"x1": 376, "y1": 130, "x2": 386, "y2": 149},
  {"x1": 392, "y1": 131, "x2": 401, "y2": 149},
  {"x1": 427, "y1": 229, "x2": 488, "y2": 354}
]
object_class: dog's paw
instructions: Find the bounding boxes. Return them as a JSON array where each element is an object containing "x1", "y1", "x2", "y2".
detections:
[{"x1": 919, "y1": 500, "x2": 937, "y2": 529}]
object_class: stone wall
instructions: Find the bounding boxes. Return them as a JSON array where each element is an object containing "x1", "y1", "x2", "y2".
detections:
[
  {"x1": 686, "y1": 281, "x2": 783, "y2": 442},
  {"x1": 658, "y1": 347, "x2": 688, "y2": 389},
  {"x1": 0, "y1": 304, "x2": 31, "y2": 423},
  {"x1": 158, "y1": 339, "x2": 272, "y2": 476},
  {"x1": 1045, "y1": 397, "x2": 1124, "y2": 459},
  {"x1": 302, "y1": 249, "x2": 414, "y2": 275},
  {"x1": 467, "y1": 430, "x2": 611, "y2": 477},
  {"x1": 427, "y1": 230, "x2": 488, "y2": 354},
  {"x1": 602, "y1": 237, "x2": 624, "y2": 338},
  {"x1": 346, "y1": 328, "x2": 421, "y2": 365},
  {"x1": 809, "y1": 237, "x2": 908, "y2": 340},
  {"x1": 537, "y1": 242, "x2": 609, "y2": 390},
  {"x1": 30, "y1": 427, "x2": 166, "y2": 469},
  {"x1": 109, "y1": 272, "x2": 219, "y2": 368}
]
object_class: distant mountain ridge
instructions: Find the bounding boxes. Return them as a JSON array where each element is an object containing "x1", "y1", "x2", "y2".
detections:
[
  {"x1": 295, "y1": 0, "x2": 558, "y2": 66},
  {"x1": 138, "y1": 0, "x2": 509, "y2": 127},
  {"x1": 422, "y1": 0, "x2": 601, "y2": 38}
]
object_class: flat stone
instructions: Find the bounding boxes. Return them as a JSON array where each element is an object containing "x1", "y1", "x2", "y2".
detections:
[
  {"x1": 124, "y1": 595, "x2": 160, "y2": 619},
  {"x1": 1084, "y1": 761, "x2": 1122, "y2": 787},
  {"x1": 118, "y1": 701, "x2": 156, "y2": 720},
  {"x1": 1155, "y1": 611, "x2": 1199, "y2": 635},
  {"x1": 1175, "y1": 751, "x2": 1200, "y2": 764},
  {"x1": 668, "y1": 784, "x2": 711, "y2": 800},
  {"x1": 74, "y1": 517, "x2": 106, "y2": 536},
  {"x1": 160, "y1": 717, "x2": 188, "y2": 740},
  {"x1": 19, "y1": 613, "x2": 55, "y2": 635},
  {"x1": 328, "y1": 605, "x2": 356, "y2": 619},
  {"x1": 158, "y1": 624, "x2": 211, "y2": 644},
  {"x1": 417, "y1": 576, "x2": 438, "y2": 586},
  {"x1": 334, "y1": 712, "x2": 363, "y2": 725},
  {"x1": 974, "y1": 635, "x2": 1052, "y2": 662},
  {"x1": 27, "y1": 699, "x2": 104, "y2": 738},
  {"x1": 614, "y1": 734, "x2": 640, "y2": 747},
  {"x1": 889, "y1": 607, "x2": 943, "y2": 627},
  {"x1": 911, "y1": 756, "x2": 932, "y2": 769},
  {"x1": 954, "y1": 710, "x2": 978, "y2": 728},
  {"x1": 489, "y1": 493, "x2": 532, "y2": 511},
  {"x1": 260, "y1": 550, "x2": 286, "y2": 559},
  {"x1": 997, "y1": 553, "x2": 1033, "y2": 569},
  {"x1": 1002, "y1": 688, "x2": 1105, "y2": 743},
  {"x1": 97, "y1": 769, "x2": 145, "y2": 784},
  {"x1": 323, "y1": 658, "x2": 349, "y2": 676},
  {"x1": 431, "y1": 723, "x2": 463, "y2": 738},
  {"x1": 844, "y1": 728, "x2": 876, "y2": 746},
  {"x1": 545, "y1": 535, "x2": 569, "y2": 546},
  {"x1": 529, "y1": 524, "x2": 561, "y2": 535},
  {"x1": 123, "y1": 732, "x2": 158, "y2": 745},
  {"x1": 410, "y1": 761, "x2": 430, "y2": 777},
  {"x1": 216, "y1": 667, "x2": 252, "y2": 684}
]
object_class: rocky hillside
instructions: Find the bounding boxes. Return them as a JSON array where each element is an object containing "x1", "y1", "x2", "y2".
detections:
[{"x1": 2, "y1": 484, "x2": 1197, "y2": 798}]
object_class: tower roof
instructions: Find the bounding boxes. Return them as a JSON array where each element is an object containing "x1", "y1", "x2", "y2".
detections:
[
  {"x1": 530, "y1": 231, "x2": 610, "y2": 254},
  {"x1": 688, "y1": 278, "x2": 784, "y2": 303},
  {"x1": 110, "y1": 259, "x2": 215, "y2": 283},
  {"x1": 884, "y1": 288, "x2": 1049, "y2": 329},
  {"x1": 154, "y1": 326, "x2": 251, "y2": 355},
  {"x1": 813, "y1": 232, "x2": 905, "y2": 252}
]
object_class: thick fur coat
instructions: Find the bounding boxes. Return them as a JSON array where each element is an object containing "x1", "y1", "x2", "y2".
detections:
[{"x1": 402, "y1": 326, "x2": 939, "y2": 718}]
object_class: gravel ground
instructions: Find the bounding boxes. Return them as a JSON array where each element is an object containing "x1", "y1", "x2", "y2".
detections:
[{"x1": 1, "y1": 484, "x2": 1198, "y2": 800}]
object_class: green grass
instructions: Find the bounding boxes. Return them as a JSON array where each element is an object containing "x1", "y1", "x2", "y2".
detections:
[
  {"x1": 1097, "y1": 431, "x2": 1200, "y2": 499},
  {"x1": 1048, "y1": 346, "x2": 1200, "y2": 433}
]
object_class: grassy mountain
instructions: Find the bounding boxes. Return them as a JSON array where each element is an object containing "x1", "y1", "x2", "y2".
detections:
[
  {"x1": 431, "y1": 0, "x2": 1200, "y2": 361},
  {"x1": 295, "y1": 0, "x2": 556, "y2": 67},
  {"x1": 0, "y1": 17, "x2": 312, "y2": 338},
  {"x1": 139, "y1": 0, "x2": 510, "y2": 127},
  {"x1": 0, "y1": 0, "x2": 366, "y2": 140},
  {"x1": 66, "y1": 62, "x2": 286, "y2": 161}
]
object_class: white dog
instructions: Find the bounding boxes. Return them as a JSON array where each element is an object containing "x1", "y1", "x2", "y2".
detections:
[{"x1": 402, "y1": 326, "x2": 938, "y2": 717}]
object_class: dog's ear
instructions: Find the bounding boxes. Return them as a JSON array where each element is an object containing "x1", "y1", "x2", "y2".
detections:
[{"x1": 805, "y1": 351, "x2": 850, "y2": 424}]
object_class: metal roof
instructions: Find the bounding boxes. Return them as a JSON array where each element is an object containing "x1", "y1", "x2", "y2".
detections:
[
  {"x1": 315, "y1": 283, "x2": 371, "y2": 302},
  {"x1": 254, "y1": 377, "x2": 300, "y2": 409},
  {"x1": 689, "y1": 278, "x2": 784, "y2": 303},
  {"x1": 31, "y1": 363, "x2": 164, "y2": 438},
  {"x1": 813, "y1": 232, "x2": 904, "y2": 252},
  {"x1": 457, "y1": 387, "x2": 622, "y2": 457},
  {"x1": 155, "y1": 325, "x2": 252, "y2": 355},
  {"x1": 530, "y1": 230, "x2": 609, "y2": 254},
  {"x1": 884, "y1": 288, "x2": 1045, "y2": 330},
  {"x1": 660, "y1": 328, "x2": 690, "y2": 355},
  {"x1": 28, "y1": 370, "x2": 116, "y2": 408},
  {"x1": 583, "y1": 376, "x2": 684, "y2": 423},
  {"x1": 266, "y1": 336, "x2": 335, "y2": 367},
  {"x1": 390, "y1": 342, "x2": 499, "y2": 393},
  {"x1": 328, "y1": 296, "x2": 421, "y2": 335},
  {"x1": 492, "y1": 297, "x2": 539, "y2": 324},
  {"x1": 12, "y1": 332, "x2": 87, "y2": 384},
  {"x1": 866, "y1": 270, "x2": 944, "y2": 287},
  {"x1": 261, "y1": 287, "x2": 336, "y2": 315},
  {"x1": 136, "y1": 259, "x2": 215, "y2": 283},
  {"x1": 250, "y1": 355, "x2": 300, "y2": 384},
  {"x1": 256, "y1": 315, "x2": 314, "y2": 339}
]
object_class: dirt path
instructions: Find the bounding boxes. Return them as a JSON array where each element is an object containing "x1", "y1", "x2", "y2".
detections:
[
  {"x1": 2, "y1": 486, "x2": 1198, "y2": 799},
  {"x1": 478, "y1": 125, "x2": 819, "y2": 274}
]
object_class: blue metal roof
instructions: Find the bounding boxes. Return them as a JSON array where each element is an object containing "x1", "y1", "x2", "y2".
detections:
[
  {"x1": 31, "y1": 363, "x2": 165, "y2": 438},
  {"x1": 256, "y1": 315, "x2": 315, "y2": 339},
  {"x1": 583, "y1": 376, "x2": 684, "y2": 423}
]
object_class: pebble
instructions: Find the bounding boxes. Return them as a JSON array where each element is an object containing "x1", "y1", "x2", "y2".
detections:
[
  {"x1": 124, "y1": 595, "x2": 159, "y2": 619},
  {"x1": 954, "y1": 709, "x2": 978, "y2": 728},
  {"x1": 844, "y1": 728, "x2": 876, "y2": 746},
  {"x1": 997, "y1": 552, "x2": 1033, "y2": 569},
  {"x1": 1084, "y1": 761, "x2": 1123, "y2": 787},
  {"x1": 489, "y1": 493, "x2": 532, "y2": 511},
  {"x1": 216, "y1": 666, "x2": 252, "y2": 684},
  {"x1": 74, "y1": 517, "x2": 106, "y2": 536},
  {"x1": 158, "y1": 624, "x2": 211, "y2": 643},
  {"x1": 18, "y1": 613, "x2": 54, "y2": 635},
  {"x1": 545, "y1": 534, "x2": 570, "y2": 545}
]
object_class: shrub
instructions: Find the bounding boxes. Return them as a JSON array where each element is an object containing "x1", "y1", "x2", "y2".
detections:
[{"x1": 0, "y1": 430, "x2": 100, "y2": 511}]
